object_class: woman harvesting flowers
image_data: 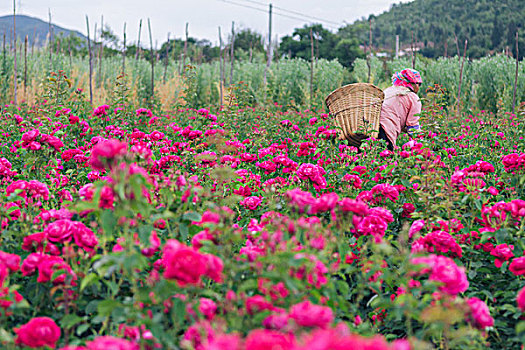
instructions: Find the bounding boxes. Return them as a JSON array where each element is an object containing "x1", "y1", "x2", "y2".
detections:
[{"x1": 378, "y1": 68, "x2": 423, "y2": 149}]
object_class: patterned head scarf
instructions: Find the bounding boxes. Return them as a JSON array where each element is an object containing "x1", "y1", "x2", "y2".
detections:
[{"x1": 392, "y1": 69, "x2": 423, "y2": 89}]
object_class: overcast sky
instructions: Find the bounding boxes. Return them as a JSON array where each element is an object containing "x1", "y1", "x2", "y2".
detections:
[{"x1": 0, "y1": 0, "x2": 412, "y2": 45}]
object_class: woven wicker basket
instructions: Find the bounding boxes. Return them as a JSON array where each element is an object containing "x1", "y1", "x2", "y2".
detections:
[{"x1": 325, "y1": 83, "x2": 385, "y2": 140}]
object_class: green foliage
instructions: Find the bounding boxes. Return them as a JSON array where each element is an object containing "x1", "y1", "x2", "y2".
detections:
[
  {"x1": 279, "y1": 24, "x2": 363, "y2": 68},
  {"x1": 342, "y1": 0, "x2": 525, "y2": 59},
  {"x1": 231, "y1": 28, "x2": 265, "y2": 59},
  {"x1": 352, "y1": 55, "x2": 525, "y2": 113}
]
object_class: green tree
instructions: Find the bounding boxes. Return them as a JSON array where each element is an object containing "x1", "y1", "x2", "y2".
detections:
[
  {"x1": 334, "y1": 38, "x2": 364, "y2": 68},
  {"x1": 280, "y1": 24, "x2": 338, "y2": 60},
  {"x1": 279, "y1": 24, "x2": 361, "y2": 68},
  {"x1": 232, "y1": 28, "x2": 264, "y2": 56}
]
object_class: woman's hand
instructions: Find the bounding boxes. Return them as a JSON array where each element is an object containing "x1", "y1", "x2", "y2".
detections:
[{"x1": 407, "y1": 125, "x2": 421, "y2": 137}]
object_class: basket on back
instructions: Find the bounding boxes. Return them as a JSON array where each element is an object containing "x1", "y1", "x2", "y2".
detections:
[{"x1": 325, "y1": 83, "x2": 385, "y2": 141}]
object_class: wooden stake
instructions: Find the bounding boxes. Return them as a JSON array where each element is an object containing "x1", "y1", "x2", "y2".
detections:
[
  {"x1": 410, "y1": 31, "x2": 414, "y2": 67},
  {"x1": 93, "y1": 23, "x2": 97, "y2": 67},
  {"x1": 48, "y1": 9, "x2": 53, "y2": 65},
  {"x1": 24, "y1": 35, "x2": 27, "y2": 94},
  {"x1": 136, "y1": 19, "x2": 142, "y2": 60},
  {"x1": 229, "y1": 21, "x2": 235, "y2": 86},
  {"x1": 122, "y1": 23, "x2": 127, "y2": 75},
  {"x1": 512, "y1": 31, "x2": 519, "y2": 114},
  {"x1": 147, "y1": 18, "x2": 154, "y2": 100},
  {"x1": 86, "y1": 15, "x2": 93, "y2": 105},
  {"x1": 218, "y1": 26, "x2": 223, "y2": 107},
  {"x1": 368, "y1": 18, "x2": 373, "y2": 82},
  {"x1": 413, "y1": 32, "x2": 418, "y2": 68},
  {"x1": 163, "y1": 32, "x2": 169, "y2": 83},
  {"x1": 310, "y1": 28, "x2": 314, "y2": 108},
  {"x1": 99, "y1": 15, "x2": 103, "y2": 85},
  {"x1": 68, "y1": 41, "x2": 72, "y2": 72},
  {"x1": 223, "y1": 42, "x2": 227, "y2": 88},
  {"x1": 411, "y1": 31, "x2": 416, "y2": 69},
  {"x1": 13, "y1": 0, "x2": 17, "y2": 105},
  {"x1": 456, "y1": 39, "x2": 468, "y2": 118}
]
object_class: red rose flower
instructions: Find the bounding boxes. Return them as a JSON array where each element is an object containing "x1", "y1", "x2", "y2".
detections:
[
  {"x1": 517, "y1": 286, "x2": 525, "y2": 312},
  {"x1": 289, "y1": 300, "x2": 334, "y2": 328},
  {"x1": 510, "y1": 256, "x2": 525, "y2": 276},
  {"x1": 89, "y1": 139, "x2": 128, "y2": 171},
  {"x1": 14, "y1": 317, "x2": 61, "y2": 348}
]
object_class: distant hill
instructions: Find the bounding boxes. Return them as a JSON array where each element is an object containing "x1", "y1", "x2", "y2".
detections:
[
  {"x1": 0, "y1": 14, "x2": 86, "y2": 47},
  {"x1": 340, "y1": 0, "x2": 524, "y2": 59}
]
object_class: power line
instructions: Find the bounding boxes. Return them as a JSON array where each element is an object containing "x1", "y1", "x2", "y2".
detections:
[
  {"x1": 217, "y1": 0, "x2": 340, "y2": 30},
  {"x1": 239, "y1": 0, "x2": 341, "y2": 27},
  {"x1": 219, "y1": 0, "x2": 268, "y2": 16}
]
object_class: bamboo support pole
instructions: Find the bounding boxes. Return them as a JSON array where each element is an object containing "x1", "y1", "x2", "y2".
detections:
[
  {"x1": 24, "y1": 35, "x2": 27, "y2": 94},
  {"x1": 136, "y1": 19, "x2": 142, "y2": 60},
  {"x1": 310, "y1": 28, "x2": 314, "y2": 108},
  {"x1": 48, "y1": 9, "x2": 53, "y2": 65},
  {"x1": 13, "y1": 0, "x2": 17, "y2": 105},
  {"x1": 122, "y1": 23, "x2": 127, "y2": 75},
  {"x1": 163, "y1": 33, "x2": 170, "y2": 83},
  {"x1": 368, "y1": 18, "x2": 372, "y2": 82},
  {"x1": 218, "y1": 27, "x2": 223, "y2": 107},
  {"x1": 512, "y1": 31, "x2": 519, "y2": 114},
  {"x1": 229, "y1": 21, "x2": 235, "y2": 86},
  {"x1": 86, "y1": 16, "x2": 93, "y2": 105},
  {"x1": 148, "y1": 18, "x2": 154, "y2": 100},
  {"x1": 98, "y1": 16, "x2": 103, "y2": 85}
]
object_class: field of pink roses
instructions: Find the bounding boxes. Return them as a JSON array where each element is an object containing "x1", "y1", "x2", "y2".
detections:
[{"x1": 0, "y1": 82, "x2": 524, "y2": 349}]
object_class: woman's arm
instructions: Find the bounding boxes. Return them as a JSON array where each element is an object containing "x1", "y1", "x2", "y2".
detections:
[{"x1": 405, "y1": 94, "x2": 422, "y2": 136}]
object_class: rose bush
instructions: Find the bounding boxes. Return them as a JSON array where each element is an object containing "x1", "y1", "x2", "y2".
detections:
[{"x1": 0, "y1": 79, "x2": 523, "y2": 349}]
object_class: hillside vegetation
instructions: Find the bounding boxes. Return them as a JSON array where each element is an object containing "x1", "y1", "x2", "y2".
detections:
[
  {"x1": 0, "y1": 15, "x2": 86, "y2": 47},
  {"x1": 343, "y1": 0, "x2": 525, "y2": 59}
]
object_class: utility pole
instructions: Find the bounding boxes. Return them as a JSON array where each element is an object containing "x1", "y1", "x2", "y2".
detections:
[
  {"x1": 182, "y1": 22, "x2": 189, "y2": 74},
  {"x1": 395, "y1": 35, "x2": 399, "y2": 59}
]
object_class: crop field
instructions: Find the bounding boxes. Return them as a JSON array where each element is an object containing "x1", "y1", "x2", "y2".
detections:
[{"x1": 0, "y1": 67, "x2": 523, "y2": 350}]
